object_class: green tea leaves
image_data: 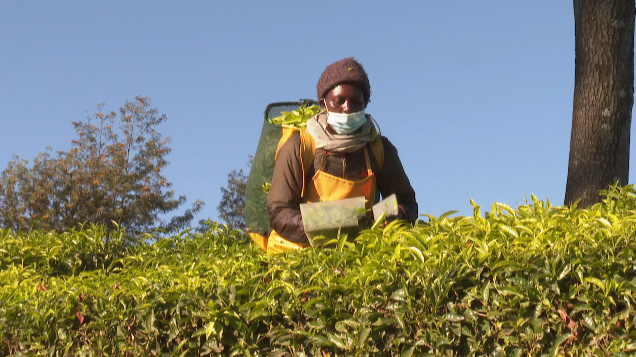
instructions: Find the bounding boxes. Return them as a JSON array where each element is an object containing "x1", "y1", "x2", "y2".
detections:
[
  {"x1": 4, "y1": 185, "x2": 636, "y2": 355},
  {"x1": 268, "y1": 104, "x2": 321, "y2": 128}
]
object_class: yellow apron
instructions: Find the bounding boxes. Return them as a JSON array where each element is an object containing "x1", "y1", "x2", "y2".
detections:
[{"x1": 267, "y1": 147, "x2": 377, "y2": 254}]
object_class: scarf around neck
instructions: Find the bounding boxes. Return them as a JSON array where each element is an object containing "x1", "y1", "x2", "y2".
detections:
[{"x1": 306, "y1": 112, "x2": 376, "y2": 154}]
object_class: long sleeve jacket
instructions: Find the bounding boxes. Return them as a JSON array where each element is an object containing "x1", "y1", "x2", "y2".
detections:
[{"x1": 267, "y1": 131, "x2": 418, "y2": 245}]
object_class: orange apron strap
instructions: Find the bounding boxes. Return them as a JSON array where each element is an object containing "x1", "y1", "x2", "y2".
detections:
[
  {"x1": 275, "y1": 128, "x2": 316, "y2": 197},
  {"x1": 363, "y1": 147, "x2": 373, "y2": 176},
  {"x1": 369, "y1": 135, "x2": 384, "y2": 172}
]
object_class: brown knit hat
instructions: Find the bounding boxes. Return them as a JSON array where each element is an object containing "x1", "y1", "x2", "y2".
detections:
[{"x1": 317, "y1": 57, "x2": 371, "y2": 105}]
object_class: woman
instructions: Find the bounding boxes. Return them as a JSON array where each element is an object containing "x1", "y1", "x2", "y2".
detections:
[{"x1": 266, "y1": 57, "x2": 418, "y2": 253}]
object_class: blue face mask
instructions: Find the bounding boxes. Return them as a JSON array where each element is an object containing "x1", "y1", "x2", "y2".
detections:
[{"x1": 326, "y1": 110, "x2": 367, "y2": 134}]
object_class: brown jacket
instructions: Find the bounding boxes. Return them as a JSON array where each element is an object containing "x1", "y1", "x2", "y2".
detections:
[{"x1": 267, "y1": 132, "x2": 418, "y2": 244}]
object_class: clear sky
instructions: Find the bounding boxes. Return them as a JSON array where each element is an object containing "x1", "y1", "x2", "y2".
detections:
[{"x1": 1, "y1": 2, "x2": 631, "y2": 224}]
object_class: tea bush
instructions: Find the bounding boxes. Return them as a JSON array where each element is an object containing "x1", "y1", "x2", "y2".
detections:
[{"x1": 1, "y1": 185, "x2": 636, "y2": 356}]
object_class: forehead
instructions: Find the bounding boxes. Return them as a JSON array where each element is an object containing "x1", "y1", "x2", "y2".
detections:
[{"x1": 327, "y1": 84, "x2": 364, "y2": 98}]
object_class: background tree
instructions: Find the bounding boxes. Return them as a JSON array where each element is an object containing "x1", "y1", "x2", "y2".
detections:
[
  {"x1": 216, "y1": 157, "x2": 251, "y2": 230},
  {"x1": 0, "y1": 96, "x2": 203, "y2": 233},
  {"x1": 565, "y1": 0, "x2": 635, "y2": 206}
]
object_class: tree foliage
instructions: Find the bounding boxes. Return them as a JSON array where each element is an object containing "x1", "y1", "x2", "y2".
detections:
[
  {"x1": 217, "y1": 157, "x2": 252, "y2": 231},
  {"x1": 0, "y1": 96, "x2": 202, "y2": 233}
]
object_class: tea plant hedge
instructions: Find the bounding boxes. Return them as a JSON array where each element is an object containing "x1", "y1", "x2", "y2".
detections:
[{"x1": 2, "y1": 186, "x2": 636, "y2": 356}]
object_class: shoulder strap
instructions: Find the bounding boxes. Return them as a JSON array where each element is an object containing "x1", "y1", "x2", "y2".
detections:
[
  {"x1": 275, "y1": 126, "x2": 315, "y2": 197},
  {"x1": 369, "y1": 133, "x2": 384, "y2": 172}
]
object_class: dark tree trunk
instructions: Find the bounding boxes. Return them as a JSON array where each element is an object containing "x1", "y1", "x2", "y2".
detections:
[{"x1": 565, "y1": 0, "x2": 635, "y2": 207}]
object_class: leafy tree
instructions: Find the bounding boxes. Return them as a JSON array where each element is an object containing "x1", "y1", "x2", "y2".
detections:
[
  {"x1": 216, "y1": 157, "x2": 251, "y2": 230},
  {"x1": 565, "y1": 0, "x2": 634, "y2": 206},
  {"x1": 0, "y1": 96, "x2": 203, "y2": 233}
]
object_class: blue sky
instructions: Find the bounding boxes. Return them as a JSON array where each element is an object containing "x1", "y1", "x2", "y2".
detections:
[{"x1": 1, "y1": 2, "x2": 628, "y2": 224}]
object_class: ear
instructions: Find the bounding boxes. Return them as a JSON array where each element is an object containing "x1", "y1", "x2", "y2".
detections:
[{"x1": 319, "y1": 99, "x2": 326, "y2": 111}]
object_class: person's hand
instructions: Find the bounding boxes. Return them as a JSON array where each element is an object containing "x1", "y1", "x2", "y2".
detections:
[{"x1": 386, "y1": 205, "x2": 408, "y2": 223}]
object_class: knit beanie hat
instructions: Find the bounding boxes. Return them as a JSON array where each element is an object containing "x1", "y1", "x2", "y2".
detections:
[{"x1": 317, "y1": 57, "x2": 371, "y2": 105}]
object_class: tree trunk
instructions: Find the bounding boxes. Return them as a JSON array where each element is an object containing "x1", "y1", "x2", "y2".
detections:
[{"x1": 565, "y1": 0, "x2": 635, "y2": 207}]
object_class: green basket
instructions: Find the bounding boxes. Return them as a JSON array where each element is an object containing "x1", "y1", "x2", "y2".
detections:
[{"x1": 245, "y1": 100, "x2": 318, "y2": 236}]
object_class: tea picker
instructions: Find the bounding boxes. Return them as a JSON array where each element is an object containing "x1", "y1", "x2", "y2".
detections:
[{"x1": 245, "y1": 58, "x2": 418, "y2": 254}]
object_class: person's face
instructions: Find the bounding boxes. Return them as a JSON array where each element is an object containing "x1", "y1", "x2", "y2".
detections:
[{"x1": 321, "y1": 84, "x2": 366, "y2": 114}]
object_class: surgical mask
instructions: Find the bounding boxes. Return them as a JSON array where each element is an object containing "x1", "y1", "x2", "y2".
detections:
[{"x1": 326, "y1": 109, "x2": 367, "y2": 134}]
